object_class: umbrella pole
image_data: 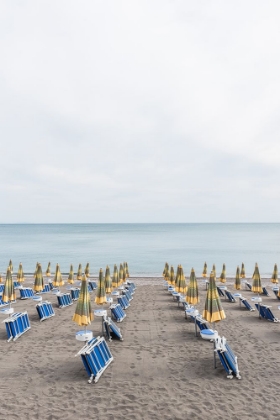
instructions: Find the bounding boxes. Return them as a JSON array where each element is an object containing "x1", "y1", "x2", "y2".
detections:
[{"x1": 213, "y1": 322, "x2": 216, "y2": 369}]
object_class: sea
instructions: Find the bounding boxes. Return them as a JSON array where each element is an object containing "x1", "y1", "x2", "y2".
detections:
[{"x1": 0, "y1": 223, "x2": 279, "y2": 278}]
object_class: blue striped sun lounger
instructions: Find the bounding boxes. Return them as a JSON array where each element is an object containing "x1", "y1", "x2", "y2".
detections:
[
  {"x1": 110, "y1": 303, "x2": 126, "y2": 322},
  {"x1": 36, "y1": 301, "x2": 55, "y2": 321},
  {"x1": 262, "y1": 287, "x2": 270, "y2": 296},
  {"x1": 255, "y1": 303, "x2": 280, "y2": 322},
  {"x1": 272, "y1": 288, "x2": 280, "y2": 300},
  {"x1": 103, "y1": 316, "x2": 123, "y2": 341},
  {"x1": 217, "y1": 286, "x2": 225, "y2": 297},
  {"x1": 3, "y1": 311, "x2": 31, "y2": 342},
  {"x1": 214, "y1": 335, "x2": 241, "y2": 380},
  {"x1": 75, "y1": 336, "x2": 114, "y2": 383},
  {"x1": 225, "y1": 290, "x2": 236, "y2": 303},
  {"x1": 117, "y1": 295, "x2": 130, "y2": 310},
  {"x1": 239, "y1": 297, "x2": 255, "y2": 311}
]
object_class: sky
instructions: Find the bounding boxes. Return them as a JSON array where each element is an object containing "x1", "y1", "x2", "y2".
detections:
[{"x1": 1, "y1": 0, "x2": 280, "y2": 223}]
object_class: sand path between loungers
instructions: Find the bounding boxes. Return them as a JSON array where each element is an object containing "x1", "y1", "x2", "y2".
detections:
[{"x1": 0, "y1": 277, "x2": 279, "y2": 419}]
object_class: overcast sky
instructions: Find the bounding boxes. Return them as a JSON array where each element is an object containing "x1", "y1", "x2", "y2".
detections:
[{"x1": 0, "y1": 1, "x2": 280, "y2": 223}]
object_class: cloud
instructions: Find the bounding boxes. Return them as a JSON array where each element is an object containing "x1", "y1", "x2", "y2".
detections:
[{"x1": 0, "y1": 1, "x2": 280, "y2": 222}]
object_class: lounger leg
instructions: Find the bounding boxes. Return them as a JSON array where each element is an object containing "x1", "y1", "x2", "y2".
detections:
[{"x1": 88, "y1": 374, "x2": 94, "y2": 384}]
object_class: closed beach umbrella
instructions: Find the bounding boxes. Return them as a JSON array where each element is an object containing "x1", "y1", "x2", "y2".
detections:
[
  {"x1": 77, "y1": 264, "x2": 83, "y2": 280},
  {"x1": 202, "y1": 262, "x2": 207, "y2": 278},
  {"x1": 212, "y1": 264, "x2": 216, "y2": 280},
  {"x1": 119, "y1": 264, "x2": 124, "y2": 285},
  {"x1": 125, "y1": 262, "x2": 130, "y2": 278},
  {"x1": 121, "y1": 264, "x2": 126, "y2": 284},
  {"x1": 252, "y1": 263, "x2": 262, "y2": 294},
  {"x1": 2, "y1": 267, "x2": 16, "y2": 303},
  {"x1": 163, "y1": 262, "x2": 169, "y2": 280},
  {"x1": 53, "y1": 263, "x2": 64, "y2": 287},
  {"x1": 17, "y1": 262, "x2": 25, "y2": 283},
  {"x1": 34, "y1": 263, "x2": 44, "y2": 292},
  {"x1": 165, "y1": 265, "x2": 170, "y2": 284},
  {"x1": 219, "y1": 264, "x2": 226, "y2": 283},
  {"x1": 72, "y1": 274, "x2": 93, "y2": 326},
  {"x1": 68, "y1": 264, "x2": 75, "y2": 284},
  {"x1": 203, "y1": 271, "x2": 226, "y2": 323},
  {"x1": 186, "y1": 268, "x2": 199, "y2": 305},
  {"x1": 240, "y1": 263, "x2": 246, "y2": 278},
  {"x1": 95, "y1": 268, "x2": 107, "y2": 305},
  {"x1": 105, "y1": 266, "x2": 112, "y2": 293},
  {"x1": 174, "y1": 265, "x2": 179, "y2": 288},
  {"x1": 112, "y1": 264, "x2": 119, "y2": 288},
  {"x1": 175, "y1": 265, "x2": 187, "y2": 294},
  {"x1": 234, "y1": 266, "x2": 241, "y2": 290},
  {"x1": 45, "y1": 262, "x2": 51, "y2": 277},
  {"x1": 271, "y1": 264, "x2": 278, "y2": 284},
  {"x1": 84, "y1": 263, "x2": 90, "y2": 278},
  {"x1": 0, "y1": 273, "x2": 3, "y2": 283},
  {"x1": 169, "y1": 266, "x2": 175, "y2": 285},
  {"x1": 9, "y1": 259, "x2": 13, "y2": 274},
  {"x1": 34, "y1": 262, "x2": 39, "y2": 277}
]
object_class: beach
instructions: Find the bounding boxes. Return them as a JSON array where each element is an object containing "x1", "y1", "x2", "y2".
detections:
[{"x1": 0, "y1": 276, "x2": 279, "y2": 419}]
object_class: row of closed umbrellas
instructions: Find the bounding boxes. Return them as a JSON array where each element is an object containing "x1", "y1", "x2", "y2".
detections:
[
  {"x1": 2, "y1": 260, "x2": 130, "y2": 285},
  {"x1": 163, "y1": 262, "x2": 272, "y2": 323},
  {"x1": 1, "y1": 261, "x2": 130, "y2": 328}
]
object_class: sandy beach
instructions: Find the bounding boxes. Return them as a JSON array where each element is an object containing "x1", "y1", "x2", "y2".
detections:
[{"x1": 0, "y1": 276, "x2": 279, "y2": 420}]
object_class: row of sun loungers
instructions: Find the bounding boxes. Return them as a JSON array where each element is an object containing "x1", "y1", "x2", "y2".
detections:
[
  {"x1": 78, "y1": 281, "x2": 136, "y2": 383},
  {"x1": 164, "y1": 281, "x2": 241, "y2": 380},
  {"x1": 1, "y1": 279, "x2": 136, "y2": 384}
]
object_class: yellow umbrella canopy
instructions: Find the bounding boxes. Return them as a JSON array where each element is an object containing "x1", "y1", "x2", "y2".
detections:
[
  {"x1": 68, "y1": 264, "x2": 75, "y2": 284},
  {"x1": 53, "y1": 263, "x2": 64, "y2": 287},
  {"x1": 175, "y1": 265, "x2": 187, "y2": 294},
  {"x1": 45, "y1": 262, "x2": 51, "y2": 277},
  {"x1": 119, "y1": 264, "x2": 124, "y2": 285},
  {"x1": 240, "y1": 263, "x2": 246, "y2": 278},
  {"x1": 72, "y1": 274, "x2": 94, "y2": 326},
  {"x1": 84, "y1": 263, "x2": 90, "y2": 278},
  {"x1": 2, "y1": 267, "x2": 16, "y2": 303},
  {"x1": 17, "y1": 262, "x2": 25, "y2": 283},
  {"x1": 203, "y1": 271, "x2": 226, "y2": 323},
  {"x1": 105, "y1": 265, "x2": 112, "y2": 293},
  {"x1": 112, "y1": 264, "x2": 119, "y2": 288},
  {"x1": 234, "y1": 266, "x2": 241, "y2": 290},
  {"x1": 0, "y1": 273, "x2": 3, "y2": 283},
  {"x1": 212, "y1": 264, "x2": 216, "y2": 280},
  {"x1": 9, "y1": 259, "x2": 13, "y2": 274},
  {"x1": 271, "y1": 264, "x2": 278, "y2": 284},
  {"x1": 219, "y1": 264, "x2": 226, "y2": 283},
  {"x1": 186, "y1": 268, "x2": 199, "y2": 305},
  {"x1": 95, "y1": 268, "x2": 107, "y2": 305},
  {"x1": 77, "y1": 264, "x2": 83, "y2": 280},
  {"x1": 34, "y1": 263, "x2": 44, "y2": 292},
  {"x1": 169, "y1": 266, "x2": 175, "y2": 285},
  {"x1": 202, "y1": 262, "x2": 207, "y2": 278},
  {"x1": 252, "y1": 263, "x2": 262, "y2": 293}
]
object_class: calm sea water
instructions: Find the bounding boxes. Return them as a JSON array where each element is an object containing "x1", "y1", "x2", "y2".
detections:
[{"x1": 0, "y1": 223, "x2": 279, "y2": 278}]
